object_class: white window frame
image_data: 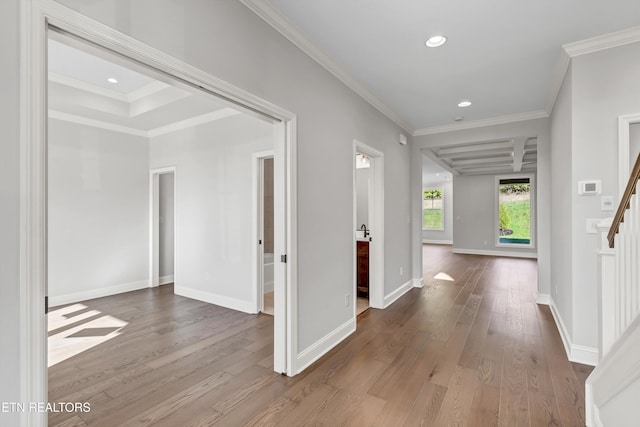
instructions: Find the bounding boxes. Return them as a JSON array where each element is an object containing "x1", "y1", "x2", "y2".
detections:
[
  {"x1": 423, "y1": 186, "x2": 445, "y2": 231},
  {"x1": 495, "y1": 174, "x2": 535, "y2": 248}
]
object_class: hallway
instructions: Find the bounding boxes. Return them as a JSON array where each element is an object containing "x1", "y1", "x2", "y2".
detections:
[{"x1": 48, "y1": 245, "x2": 590, "y2": 426}]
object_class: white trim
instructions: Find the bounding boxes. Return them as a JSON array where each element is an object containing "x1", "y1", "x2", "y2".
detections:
[
  {"x1": 383, "y1": 280, "x2": 414, "y2": 308},
  {"x1": 563, "y1": 25, "x2": 640, "y2": 58},
  {"x1": 49, "y1": 280, "x2": 148, "y2": 307},
  {"x1": 353, "y1": 140, "x2": 385, "y2": 311},
  {"x1": 535, "y1": 293, "x2": 551, "y2": 305},
  {"x1": 49, "y1": 108, "x2": 242, "y2": 139},
  {"x1": 159, "y1": 275, "x2": 174, "y2": 285},
  {"x1": 422, "y1": 239, "x2": 453, "y2": 245},
  {"x1": 48, "y1": 110, "x2": 148, "y2": 137},
  {"x1": 549, "y1": 297, "x2": 598, "y2": 366},
  {"x1": 175, "y1": 286, "x2": 256, "y2": 314},
  {"x1": 48, "y1": 71, "x2": 128, "y2": 102},
  {"x1": 452, "y1": 248, "x2": 537, "y2": 259},
  {"x1": 618, "y1": 113, "x2": 640, "y2": 196},
  {"x1": 127, "y1": 81, "x2": 170, "y2": 102},
  {"x1": 295, "y1": 318, "x2": 356, "y2": 374},
  {"x1": 238, "y1": 0, "x2": 412, "y2": 133},
  {"x1": 413, "y1": 278, "x2": 425, "y2": 289},
  {"x1": 413, "y1": 110, "x2": 548, "y2": 136},
  {"x1": 586, "y1": 312, "x2": 640, "y2": 425},
  {"x1": 147, "y1": 108, "x2": 240, "y2": 137}
]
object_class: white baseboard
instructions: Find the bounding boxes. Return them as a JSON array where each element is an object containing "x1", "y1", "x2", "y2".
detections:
[
  {"x1": 422, "y1": 239, "x2": 453, "y2": 245},
  {"x1": 413, "y1": 278, "x2": 424, "y2": 288},
  {"x1": 263, "y1": 282, "x2": 274, "y2": 293},
  {"x1": 535, "y1": 293, "x2": 551, "y2": 305},
  {"x1": 159, "y1": 275, "x2": 174, "y2": 285},
  {"x1": 49, "y1": 279, "x2": 149, "y2": 307},
  {"x1": 175, "y1": 285, "x2": 256, "y2": 314},
  {"x1": 296, "y1": 317, "x2": 356, "y2": 374},
  {"x1": 383, "y1": 279, "x2": 414, "y2": 308},
  {"x1": 452, "y1": 248, "x2": 537, "y2": 259},
  {"x1": 549, "y1": 297, "x2": 598, "y2": 366}
]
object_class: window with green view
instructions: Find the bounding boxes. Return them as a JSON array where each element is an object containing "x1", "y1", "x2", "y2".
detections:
[
  {"x1": 423, "y1": 188, "x2": 444, "y2": 230},
  {"x1": 497, "y1": 177, "x2": 532, "y2": 246}
]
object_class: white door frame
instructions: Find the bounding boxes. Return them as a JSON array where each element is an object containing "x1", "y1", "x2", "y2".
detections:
[
  {"x1": 252, "y1": 151, "x2": 275, "y2": 313},
  {"x1": 149, "y1": 167, "x2": 177, "y2": 287},
  {"x1": 353, "y1": 140, "x2": 385, "y2": 312},
  {"x1": 21, "y1": 2, "x2": 298, "y2": 424},
  {"x1": 618, "y1": 113, "x2": 640, "y2": 195}
]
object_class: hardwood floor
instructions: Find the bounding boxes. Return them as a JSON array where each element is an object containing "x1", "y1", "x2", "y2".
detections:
[{"x1": 48, "y1": 245, "x2": 591, "y2": 426}]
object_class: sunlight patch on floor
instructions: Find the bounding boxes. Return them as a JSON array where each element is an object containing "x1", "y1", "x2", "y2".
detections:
[
  {"x1": 48, "y1": 304, "x2": 128, "y2": 367},
  {"x1": 434, "y1": 272, "x2": 455, "y2": 281}
]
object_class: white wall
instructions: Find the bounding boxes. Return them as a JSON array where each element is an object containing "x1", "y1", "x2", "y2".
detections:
[
  {"x1": 0, "y1": 0, "x2": 21, "y2": 423},
  {"x1": 48, "y1": 119, "x2": 150, "y2": 305},
  {"x1": 356, "y1": 167, "x2": 369, "y2": 229},
  {"x1": 570, "y1": 42, "x2": 640, "y2": 350},
  {"x1": 550, "y1": 64, "x2": 573, "y2": 342},
  {"x1": 159, "y1": 172, "x2": 174, "y2": 280},
  {"x1": 422, "y1": 179, "x2": 453, "y2": 243},
  {"x1": 50, "y1": 0, "x2": 413, "y2": 352},
  {"x1": 150, "y1": 114, "x2": 273, "y2": 308}
]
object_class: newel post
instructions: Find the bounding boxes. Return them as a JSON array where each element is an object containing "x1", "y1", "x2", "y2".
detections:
[{"x1": 597, "y1": 217, "x2": 615, "y2": 359}]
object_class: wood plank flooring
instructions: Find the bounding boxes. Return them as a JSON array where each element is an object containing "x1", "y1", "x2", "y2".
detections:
[{"x1": 48, "y1": 245, "x2": 591, "y2": 426}]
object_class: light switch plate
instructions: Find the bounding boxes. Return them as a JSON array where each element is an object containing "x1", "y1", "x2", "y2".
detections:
[
  {"x1": 586, "y1": 218, "x2": 600, "y2": 234},
  {"x1": 601, "y1": 196, "x2": 614, "y2": 211}
]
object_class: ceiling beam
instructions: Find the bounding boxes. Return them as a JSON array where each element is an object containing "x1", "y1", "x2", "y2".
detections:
[
  {"x1": 451, "y1": 155, "x2": 514, "y2": 167},
  {"x1": 436, "y1": 140, "x2": 513, "y2": 157},
  {"x1": 512, "y1": 137, "x2": 527, "y2": 172}
]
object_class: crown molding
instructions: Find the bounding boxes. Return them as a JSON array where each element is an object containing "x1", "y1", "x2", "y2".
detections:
[
  {"x1": 563, "y1": 25, "x2": 640, "y2": 58},
  {"x1": 49, "y1": 110, "x2": 148, "y2": 137},
  {"x1": 127, "y1": 81, "x2": 170, "y2": 103},
  {"x1": 147, "y1": 108, "x2": 240, "y2": 137},
  {"x1": 49, "y1": 107, "x2": 240, "y2": 138},
  {"x1": 238, "y1": 0, "x2": 413, "y2": 133},
  {"x1": 413, "y1": 110, "x2": 549, "y2": 136},
  {"x1": 49, "y1": 72, "x2": 128, "y2": 102}
]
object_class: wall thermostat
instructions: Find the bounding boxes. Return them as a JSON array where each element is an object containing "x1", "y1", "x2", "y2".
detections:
[{"x1": 578, "y1": 180, "x2": 601, "y2": 195}]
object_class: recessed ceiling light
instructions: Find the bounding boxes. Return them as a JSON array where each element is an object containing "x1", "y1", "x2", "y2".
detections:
[
  {"x1": 458, "y1": 100, "x2": 472, "y2": 107},
  {"x1": 107, "y1": 77, "x2": 118, "y2": 84},
  {"x1": 425, "y1": 35, "x2": 447, "y2": 48}
]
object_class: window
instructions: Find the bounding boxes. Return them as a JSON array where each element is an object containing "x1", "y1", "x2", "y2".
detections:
[
  {"x1": 496, "y1": 176, "x2": 534, "y2": 246},
  {"x1": 423, "y1": 188, "x2": 444, "y2": 230}
]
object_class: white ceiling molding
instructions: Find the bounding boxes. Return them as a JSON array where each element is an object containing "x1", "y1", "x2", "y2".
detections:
[
  {"x1": 413, "y1": 110, "x2": 549, "y2": 136},
  {"x1": 238, "y1": 0, "x2": 413, "y2": 133},
  {"x1": 563, "y1": 25, "x2": 640, "y2": 58},
  {"x1": 48, "y1": 110, "x2": 148, "y2": 137},
  {"x1": 147, "y1": 108, "x2": 240, "y2": 137},
  {"x1": 49, "y1": 108, "x2": 241, "y2": 138},
  {"x1": 49, "y1": 72, "x2": 128, "y2": 102},
  {"x1": 127, "y1": 81, "x2": 171, "y2": 103}
]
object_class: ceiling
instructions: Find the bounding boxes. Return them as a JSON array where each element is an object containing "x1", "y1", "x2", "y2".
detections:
[
  {"x1": 422, "y1": 155, "x2": 451, "y2": 185},
  {"x1": 246, "y1": 0, "x2": 640, "y2": 133},
  {"x1": 48, "y1": 38, "x2": 238, "y2": 137}
]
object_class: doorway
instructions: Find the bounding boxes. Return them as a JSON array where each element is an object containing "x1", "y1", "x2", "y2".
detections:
[
  {"x1": 253, "y1": 152, "x2": 275, "y2": 315},
  {"x1": 353, "y1": 140, "x2": 385, "y2": 315},
  {"x1": 22, "y1": 4, "x2": 298, "y2": 420},
  {"x1": 150, "y1": 167, "x2": 176, "y2": 287}
]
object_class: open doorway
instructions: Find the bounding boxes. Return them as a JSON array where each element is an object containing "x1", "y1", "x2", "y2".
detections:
[
  {"x1": 353, "y1": 140, "x2": 385, "y2": 316},
  {"x1": 254, "y1": 152, "x2": 275, "y2": 315},
  {"x1": 150, "y1": 167, "x2": 176, "y2": 287}
]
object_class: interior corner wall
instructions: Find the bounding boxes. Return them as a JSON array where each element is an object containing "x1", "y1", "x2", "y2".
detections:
[
  {"x1": 569, "y1": 41, "x2": 640, "y2": 348},
  {"x1": 51, "y1": 0, "x2": 413, "y2": 353},
  {"x1": 149, "y1": 114, "x2": 274, "y2": 308},
  {"x1": 549, "y1": 63, "x2": 573, "y2": 340},
  {"x1": 48, "y1": 119, "x2": 150, "y2": 305},
  {"x1": 422, "y1": 179, "x2": 453, "y2": 243},
  {"x1": 0, "y1": 0, "x2": 21, "y2": 422}
]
